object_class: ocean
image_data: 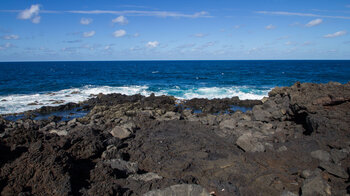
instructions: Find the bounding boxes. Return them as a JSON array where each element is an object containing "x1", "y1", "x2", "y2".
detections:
[{"x1": 0, "y1": 60, "x2": 349, "y2": 114}]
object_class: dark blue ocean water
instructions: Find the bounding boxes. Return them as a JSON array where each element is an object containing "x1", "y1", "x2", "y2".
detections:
[{"x1": 0, "y1": 60, "x2": 349, "y2": 114}]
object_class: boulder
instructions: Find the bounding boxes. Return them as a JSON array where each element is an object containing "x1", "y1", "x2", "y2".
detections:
[
  {"x1": 49, "y1": 129, "x2": 68, "y2": 136},
  {"x1": 330, "y1": 149, "x2": 347, "y2": 164},
  {"x1": 110, "y1": 126, "x2": 131, "y2": 139},
  {"x1": 236, "y1": 133, "x2": 265, "y2": 152},
  {"x1": 219, "y1": 119, "x2": 237, "y2": 130},
  {"x1": 301, "y1": 174, "x2": 331, "y2": 196},
  {"x1": 280, "y1": 190, "x2": 297, "y2": 196},
  {"x1": 310, "y1": 150, "x2": 330, "y2": 162},
  {"x1": 319, "y1": 161, "x2": 349, "y2": 179},
  {"x1": 104, "y1": 159, "x2": 138, "y2": 175},
  {"x1": 252, "y1": 105, "x2": 272, "y2": 122},
  {"x1": 144, "y1": 184, "x2": 210, "y2": 196}
]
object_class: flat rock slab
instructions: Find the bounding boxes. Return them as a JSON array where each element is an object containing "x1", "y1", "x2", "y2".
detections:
[{"x1": 319, "y1": 161, "x2": 349, "y2": 179}]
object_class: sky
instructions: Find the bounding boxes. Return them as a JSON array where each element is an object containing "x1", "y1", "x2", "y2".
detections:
[{"x1": 0, "y1": 0, "x2": 349, "y2": 61}]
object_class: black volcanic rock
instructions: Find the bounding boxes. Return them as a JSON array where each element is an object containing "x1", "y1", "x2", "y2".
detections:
[{"x1": 0, "y1": 82, "x2": 349, "y2": 195}]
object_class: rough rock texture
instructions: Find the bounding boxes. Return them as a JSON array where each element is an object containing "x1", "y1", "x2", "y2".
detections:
[{"x1": 0, "y1": 82, "x2": 350, "y2": 195}]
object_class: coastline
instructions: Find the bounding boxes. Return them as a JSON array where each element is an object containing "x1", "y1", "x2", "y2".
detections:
[{"x1": 1, "y1": 81, "x2": 350, "y2": 195}]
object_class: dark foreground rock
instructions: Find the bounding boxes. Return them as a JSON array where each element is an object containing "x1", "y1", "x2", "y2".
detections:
[{"x1": 0, "y1": 82, "x2": 350, "y2": 196}]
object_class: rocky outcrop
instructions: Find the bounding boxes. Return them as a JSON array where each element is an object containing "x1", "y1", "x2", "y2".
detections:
[{"x1": 0, "y1": 82, "x2": 349, "y2": 195}]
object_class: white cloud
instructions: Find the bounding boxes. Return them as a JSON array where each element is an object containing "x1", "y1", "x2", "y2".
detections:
[
  {"x1": 256, "y1": 11, "x2": 350, "y2": 20},
  {"x1": 193, "y1": 33, "x2": 207, "y2": 37},
  {"x1": 66, "y1": 10, "x2": 211, "y2": 18},
  {"x1": 234, "y1": 25, "x2": 241, "y2": 29},
  {"x1": 302, "y1": 41, "x2": 313, "y2": 46},
  {"x1": 146, "y1": 41, "x2": 159, "y2": 48},
  {"x1": 113, "y1": 29, "x2": 126, "y2": 37},
  {"x1": 18, "y1": 4, "x2": 41, "y2": 23},
  {"x1": 31, "y1": 16, "x2": 41, "y2": 24},
  {"x1": 112, "y1": 16, "x2": 128, "y2": 25},
  {"x1": 285, "y1": 41, "x2": 297, "y2": 46},
  {"x1": 306, "y1": 18, "x2": 323, "y2": 27},
  {"x1": 83, "y1": 31, "x2": 95, "y2": 38},
  {"x1": 80, "y1": 18, "x2": 92, "y2": 25},
  {"x1": 133, "y1": 33, "x2": 140, "y2": 37},
  {"x1": 324, "y1": 31, "x2": 347, "y2": 38},
  {"x1": 265, "y1": 24, "x2": 276, "y2": 30},
  {"x1": 0, "y1": 43, "x2": 14, "y2": 50},
  {"x1": 3, "y1": 34, "x2": 19, "y2": 40}
]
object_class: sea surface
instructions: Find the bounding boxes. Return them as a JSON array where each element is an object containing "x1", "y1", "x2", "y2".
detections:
[{"x1": 0, "y1": 60, "x2": 349, "y2": 114}]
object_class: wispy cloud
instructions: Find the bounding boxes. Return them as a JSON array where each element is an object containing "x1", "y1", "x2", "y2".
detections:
[
  {"x1": 80, "y1": 18, "x2": 92, "y2": 25},
  {"x1": 265, "y1": 24, "x2": 276, "y2": 30},
  {"x1": 63, "y1": 39, "x2": 82, "y2": 43},
  {"x1": 2, "y1": 34, "x2": 19, "y2": 40},
  {"x1": 256, "y1": 11, "x2": 350, "y2": 20},
  {"x1": 67, "y1": 10, "x2": 211, "y2": 18},
  {"x1": 112, "y1": 16, "x2": 128, "y2": 25},
  {"x1": 0, "y1": 43, "x2": 14, "y2": 50},
  {"x1": 324, "y1": 31, "x2": 347, "y2": 38},
  {"x1": 146, "y1": 41, "x2": 159, "y2": 48},
  {"x1": 2, "y1": 9, "x2": 212, "y2": 19},
  {"x1": 113, "y1": 29, "x2": 126, "y2": 37},
  {"x1": 83, "y1": 31, "x2": 95, "y2": 38},
  {"x1": 302, "y1": 41, "x2": 314, "y2": 46},
  {"x1": 18, "y1": 4, "x2": 41, "y2": 23},
  {"x1": 305, "y1": 18, "x2": 323, "y2": 27},
  {"x1": 192, "y1": 33, "x2": 207, "y2": 38}
]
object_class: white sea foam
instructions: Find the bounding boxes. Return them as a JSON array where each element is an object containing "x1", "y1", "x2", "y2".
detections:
[{"x1": 0, "y1": 85, "x2": 270, "y2": 114}]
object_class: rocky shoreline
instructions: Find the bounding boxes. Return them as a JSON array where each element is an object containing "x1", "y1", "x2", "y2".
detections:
[{"x1": 0, "y1": 82, "x2": 349, "y2": 196}]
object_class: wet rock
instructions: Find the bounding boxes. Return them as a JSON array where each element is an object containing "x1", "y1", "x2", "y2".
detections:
[
  {"x1": 311, "y1": 150, "x2": 330, "y2": 162},
  {"x1": 319, "y1": 161, "x2": 349, "y2": 179},
  {"x1": 144, "y1": 184, "x2": 210, "y2": 196},
  {"x1": 110, "y1": 126, "x2": 132, "y2": 139},
  {"x1": 302, "y1": 174, "x2": 331, "y2": 196},
  {"x1": 128, "y1": 172, "x2": 163, "y2": 182},
  {"x1": 236, "y1": 133, "x2": 265, "y2": 152},
  {"x1": 52, "y1": 100, "x2": 65, "y2": 104},
  {"x1": 104, "y1": 159, "x2": 138, "y2": 175}
]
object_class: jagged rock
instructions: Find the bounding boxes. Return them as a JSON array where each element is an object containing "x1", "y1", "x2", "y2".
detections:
[
  {"x1": 236, "y1": 133, "x2": 265, "y2": 152},
  {"x1": 302, "y1": 174, "x2": 331, "y2": 196},
  {"x1": 311, "y1": 150, "x2": 330, "y2": 162},
  {"x1": 252, "y1": 105, "x2": 272, "y2": 122},
  {"x1": 319, "y1": 161, "x2": 349, "y2": 179},
  {"x1": 110, "y1": 126, "x2": 131, "y2": 139},
  {"x1": 219, "y1": 119, "x2": 237, "y2": 130},
  {"x1": 128, "y1": 172, "x2": 163, "y2": 182},
  {"x1": 330, "y1": 149, "x2": 347, "y2": 163},
  {"x1": 144, "y1": 184, "x2": 210, "y2": 196},
  {"x1": 104, "y1": 159, "x2": 138, "y2": 175}
]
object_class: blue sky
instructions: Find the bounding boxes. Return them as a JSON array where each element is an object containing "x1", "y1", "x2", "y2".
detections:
[{"x1": 0, "y1": 0, "x2": 349, "y2": 61}]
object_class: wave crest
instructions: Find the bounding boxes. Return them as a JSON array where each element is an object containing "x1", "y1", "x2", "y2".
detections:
[{"x1": 0, "y1": 85, "x2": 270, "y2": 114}]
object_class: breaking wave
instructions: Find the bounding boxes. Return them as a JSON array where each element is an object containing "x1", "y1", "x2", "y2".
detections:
[{"x1": 0, "y1": 85, "x2": 271, "y2": 114}]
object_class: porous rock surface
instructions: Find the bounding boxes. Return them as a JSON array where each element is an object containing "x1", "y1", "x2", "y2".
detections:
[{"x1": 0, "y1": 82, "x2": 349, "y2": 195}]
